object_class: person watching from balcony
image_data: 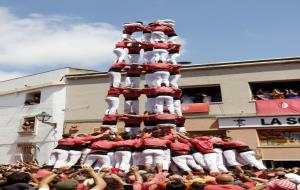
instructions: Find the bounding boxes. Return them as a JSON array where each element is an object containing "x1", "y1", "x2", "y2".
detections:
[
  {"x1": 285, "y1": 89, "x2": 300, "y2": 99},
  {"x1": 200, "y1": 93, "x2": 212, "y2": 103},
  {"x1": 271, "y1": 88, "x2": 285, "y2": 99},
  {"x1": 255, "y1": 89, "x2": 272, "y2": 100}
]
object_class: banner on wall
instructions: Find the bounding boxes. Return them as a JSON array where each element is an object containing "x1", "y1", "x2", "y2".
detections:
[
  {"x1": 181, "y1": 103, "x2": 210, "y2": 113},
  {"x1": 256, "y1": 99, "x2": 300, "y2": 115}
]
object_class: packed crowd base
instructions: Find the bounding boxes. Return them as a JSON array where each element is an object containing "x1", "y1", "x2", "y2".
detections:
[{"x1": 1, "y1": 158, "x2": 300, "y2": 190}]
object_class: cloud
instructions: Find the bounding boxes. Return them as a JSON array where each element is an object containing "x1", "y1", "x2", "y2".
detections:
[
  {"x1": 0, "y1": 70, "x2": 26, "y2": 81},
  {"x1": 0, "y1": 7, "x2": 121, "y2": 68}
]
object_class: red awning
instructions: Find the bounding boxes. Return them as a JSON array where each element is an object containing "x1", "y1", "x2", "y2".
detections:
[
  {"x1": 181, "y1": 103, "x2": 210, "y2": 113},
  {"x1": 256, "y1": 99, "x2": 300, "y2": 115}
]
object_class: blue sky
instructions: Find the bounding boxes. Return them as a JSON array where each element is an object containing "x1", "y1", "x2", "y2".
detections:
[{"x1": 0, "y1": 0, "x2": 300, "y2": 80}]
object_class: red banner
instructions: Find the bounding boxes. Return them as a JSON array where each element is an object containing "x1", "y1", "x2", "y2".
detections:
[
  {"x1": 181, "y1": 103, "x2": 210, "y2": 113},
  {"x1": 256, "y1": 99, "x2": 300, "y2": 115}
]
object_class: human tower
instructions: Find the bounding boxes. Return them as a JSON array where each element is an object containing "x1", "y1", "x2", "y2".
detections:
[{"x1": 102, "y1": 19, "x2": 185, "y2": 135}]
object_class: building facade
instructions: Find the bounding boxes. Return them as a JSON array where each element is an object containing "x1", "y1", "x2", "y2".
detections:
[
  {"x1": 64, "y1": 57, "x2": 300, "y2": 167},
  {"x1": 0, "y1": 68, "x2": 95, "y2": 164}
]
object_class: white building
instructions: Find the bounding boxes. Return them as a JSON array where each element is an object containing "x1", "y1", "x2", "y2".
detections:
[{"x1": 0, "y1": 68, "x2": 95, "y2": 164}]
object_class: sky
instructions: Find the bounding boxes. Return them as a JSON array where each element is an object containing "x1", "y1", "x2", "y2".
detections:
[{"x1": 0, "y1": 0, "x2": 300, "y2": 81}]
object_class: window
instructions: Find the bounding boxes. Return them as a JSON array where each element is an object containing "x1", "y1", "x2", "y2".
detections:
[
  {"x1": 249, "y1": 80, "x2": 300, "y2": 100},
  {"x1": 16, "y1": 143, "x2": 35, "y2": 163},
  {"x1": 24, "y1": 91, "x2": 41, "y2": 105},
  {"x1": 258, "y1": 129, "x2": 300, "y2": 146},
  {"x1": 19, "y1": 116, "x2": 36, "y2": 134},
  {"x1": 181, "y1": 85, "x2": 222, "y2": 103}
]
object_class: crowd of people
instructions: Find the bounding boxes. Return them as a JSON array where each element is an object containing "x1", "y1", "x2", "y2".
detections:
[
  {"x1": 1, "y1": 151, "x2": 300, "y2": 190},
  {"x1": 254, "y1": 88, "x2": 300, "y2": 100}
]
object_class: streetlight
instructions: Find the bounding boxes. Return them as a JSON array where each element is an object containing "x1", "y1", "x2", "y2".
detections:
[{"x1": 36, "y1": 112, "x2": 57, "y2": 128}]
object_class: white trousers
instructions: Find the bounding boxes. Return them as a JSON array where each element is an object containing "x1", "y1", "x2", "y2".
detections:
[
  {"x1": 176, "y1": 127, "x2": 186, "y2": 133},
  {"x1": 153, "y1": 71, "x2": 170, "y2": 87},
  {"x1": 151, "y1": 31, "x2": 166, "y2": 42},
  {"x1": 114, "y1": 151, "x2": 132, "y2": 172},
  {"x1": 113, "y1": 48, "x2": 127, "y2": 63},
  {"x1": 66, "y1": 150, "x2": 82, "y2": 167},
  {"x1": 169, "y1": 74, "x2": 181, "y2": 89},
  {"x1": 153, "y1": 49, "x2": 168, "y2": 63},
  {"x1": 172, "y1": 155, "x2": 203, "y2": 172},
  {"x1": 167, "y1": 53, "x2": 180, "y2": 65},
  {"x1": 144, "y1": 51, "x2": 154, "y2": 63},
  {"x1": 239, "y1": 151, "x2": 266, "y2": 170},
  {"x1": 162, "y1": 149, "x2": 171, "y2": 171},
  {"x1": 124, "y1": 100, "x2": 139, "y2": 114},
  {"x1": 132, "y1": 152, "x2": 145, "y2": 166},
  {"x1": 223, "y1": 149, "x2": 240, "y2": 167},
  {"x1": 143, "y1": 149, "x2": 165, "y2": 165},
  {"x1": 128, "y1": 54, "x2": 140, "y2": 64},
  {"x1": 124, "y1": 127, "x2": 141, "y2": 136},
  {"x1": 143, "y1": 33, "x2": 151, "y2": 43},
  {"x1": 81, "y1": 148, "x2": 91, "y2": 163},
  {"x1": 214, "y1": 148, "x2": 228, "y2": 172},
  {"x1": 125, "y1": 76, "x2": 140, "y2": 88},
  {"x1": 108, "y1": 71, "x2": 121, "y2": 87},
  {"x1": 145, "y1": 73, "x2": 155, "y2": 87},
  {"x1": 145, "y1": 97, "x2": 156, "y2": 113},
  {"x1": 84, "y1": 154, "x2": 111, "y2": 170},
  {"x1": 204, "y1": 153, "x2": 219, "y2": 173},
  {"x1": 47, "y1": 149, "x2": 69, "y2": 168},
  {"x1": 105, "y1": 96, "x2": 119, "y2": 115},
  {"x1": 174, "y1": 99, "x2": 182, "y2": 116},
  {"x1": 155, "y1": 95, "x2": 174, "y2": 114},
  {"x1": 108, "y1": 152, "x2": 115, "y2": 167},
  {"x1": 193, "y1": 152, "x2": 207, "y2": 169},
  {"x1": 168, "y1": 35, "x2": 178, "y2": 43}
]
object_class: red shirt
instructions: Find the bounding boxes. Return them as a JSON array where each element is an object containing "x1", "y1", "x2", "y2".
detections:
[
  {"x1": 224, "y1": 140, "x2": 249, "y2": 148},
  {"x1": 173, "y1": 89, "x2": 182, "y2": 100},
  {"x1": 175, "y1": 116, "x2": 185, "y2": 127},
  {"x1": 141, "y1": 42, "x2": 154, "y2": 51},
  {"x1": 153, "y1": 42, "x2": 169, "y2": 50},
  {"x1": 109, "y1": 62, "x2": 128, "y2": 72},
  {"x1": 107, "y1": 87, "x2": 123, "y2": 97},
  {"x1": 189, "y1": 139, "x2": 215, "y2": 154},
  {"x1": 122, "y1": 89, "x2": 143, "y2": 100},
  {"x1": 168, "y1": 43, "x2": 181, "y2": 53},
  {"x1": 122, "y1": 115, "x2": 144, "y2": 127},
  {"x1": 170, "y1": 65, "x2": 180, "y2": 75},
  {"x1": 58, "y1": 138, "x2": 75, "y2": 146},
  {"x1": 90, "y1": 140, "x2": 115, "y2": 152},
  {"x1": 143, "y1": 87, "x2": 157, "y2": 97},
  {"x1": 115, "y1": 40, "x2": 127, "y2": 48},
  {"x1": 73, "y1": 135, "x2": 98, "y2": 146},
  {"x1": 151, "y1": 24, "x2": 176, "y2": 36},
  {"x1": 123, "y1": 65, "x2": 144, "y2": 75},
  {"x1": 102, "y1": 114, "x2": 122, "y2": 122},
  {"x1": 149, "y1": 113, "x2": 177, "y2": 121},
  {"x1": 123, "y1": 24, "x2": 145, "y2": 35},
  {"x1": 142, "y1": 137, "x2": 171, "y2": 148},
  {"x1": 154, "y1": 86, "x2": 176, "y2": 96},
  {"x1": 146, "y1": 63, "x2": 172, "y2": 72},
  {"x1": 114, "y1": 139, "x2": 137, "y2": 148},
  {"x1": 125, "y1": 41, "x2": 142, "y2": 54},
  {"x1": 170, "y1": 138, "x2": 191, "y2": 152}
]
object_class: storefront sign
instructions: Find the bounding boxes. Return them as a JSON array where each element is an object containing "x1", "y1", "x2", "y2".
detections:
[{"x1": 218, "y1": 115, "x2": 300, "y2": 128}]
